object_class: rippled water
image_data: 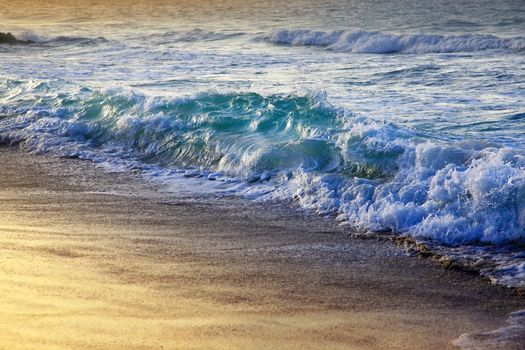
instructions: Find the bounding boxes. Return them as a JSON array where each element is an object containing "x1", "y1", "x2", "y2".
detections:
[{"x1": 1, "y1": 0, "x2": 525, "y2": 292}]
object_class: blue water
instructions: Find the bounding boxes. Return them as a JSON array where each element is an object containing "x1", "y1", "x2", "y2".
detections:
[{"x1": 1, "y1": 0, "x2": 525, "y2": 288}]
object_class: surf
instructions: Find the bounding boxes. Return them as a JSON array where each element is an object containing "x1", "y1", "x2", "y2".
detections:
[
  {"x1": 267, "y1": 29, "x2": 525, "y2": 54},
  {"x1": 1, "y1": 80, "x2": 525, "y2": 250}
]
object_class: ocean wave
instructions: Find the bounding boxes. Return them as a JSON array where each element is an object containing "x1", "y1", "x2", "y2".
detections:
[
  {"x1": 267, "y1": 29, "x2": 525, "y2": 54},
  {"x1": 145, "y1": 29, "x2": 246, "y2": 44},
  {"x1": 15, "y1": 31, "x2": 108, "y2": 46},
  {"x1": 1, "y1": 80, "x2": 525, "y2": 250}
]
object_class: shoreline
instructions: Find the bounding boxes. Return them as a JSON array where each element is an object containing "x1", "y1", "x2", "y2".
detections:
[
  {"x1": 391, "y1": 235, "x2": 525, "y2": 296},
  {"x1": 1, "y1": 146, "x2": 524, "y2": 349}
]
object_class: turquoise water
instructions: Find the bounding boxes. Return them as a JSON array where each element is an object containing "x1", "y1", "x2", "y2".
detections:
[{"x1": 1, "y1": 0, "x2": 525, "y2": 289}]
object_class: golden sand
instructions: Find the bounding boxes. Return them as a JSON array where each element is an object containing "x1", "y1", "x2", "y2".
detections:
[{"x1": 0, "y1": 148, "x2": 523, "y2": 350}]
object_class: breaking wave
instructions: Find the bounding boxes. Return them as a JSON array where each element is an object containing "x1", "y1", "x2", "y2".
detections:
[
  {"x1": 267, "y1": 29, "x2": 525, "y2": 54},
  {"x1": 1, "y1": 79, "x2": 525, "y2": 250}
]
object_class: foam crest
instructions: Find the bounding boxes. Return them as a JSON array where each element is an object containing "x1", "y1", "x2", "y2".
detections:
[{"x1": 268, "y1": 29, "x2": 525, "y2": 54}]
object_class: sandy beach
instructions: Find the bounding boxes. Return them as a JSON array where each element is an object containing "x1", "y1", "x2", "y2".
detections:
[{"x1": 0, "y1": 146, "x2": 523, "y2": 350}]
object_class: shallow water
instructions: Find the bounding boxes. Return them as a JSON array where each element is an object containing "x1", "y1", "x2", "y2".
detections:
[{"x1": 1, "y1": 0, "x2": 525, "y2": 291}]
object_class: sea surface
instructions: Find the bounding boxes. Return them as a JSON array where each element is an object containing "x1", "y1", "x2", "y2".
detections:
[{"x1": 1, "y1": 0, "x2": 525, "y2": 307}]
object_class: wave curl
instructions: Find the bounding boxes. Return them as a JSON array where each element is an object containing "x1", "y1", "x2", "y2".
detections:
[{"x1": 1, "y1": 80, "x2": 525, "y2": 247}]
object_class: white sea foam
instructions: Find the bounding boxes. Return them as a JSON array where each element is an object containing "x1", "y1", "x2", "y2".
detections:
[
  {"x1": 453, "y1": 309, "x2": 525, "y2": 350},
  {"x1": 269, "y1": 144, "x2": 525, "y2": 245},
  {"x1": 268, "y1": 29, "x2": 525, "y2": 54}
]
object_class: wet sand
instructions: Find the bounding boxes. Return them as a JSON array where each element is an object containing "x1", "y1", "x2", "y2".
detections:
[{"x1": 0, "y1": 147, "x2": 523, "y2": 350}]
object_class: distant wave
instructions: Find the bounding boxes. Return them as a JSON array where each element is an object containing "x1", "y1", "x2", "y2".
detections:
[
  {"x1": 16, "y1": 31, "x2": 108, "y2": 46},
  {"x1": 267, "y1": 29, "x2": 525, "y2": 54},
  {"x1": 150, "y1": 29, "x2": 246, "y2": 43},
  {"x1": 11, "y1": 29, "x2": 241, "y2": 47}
]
